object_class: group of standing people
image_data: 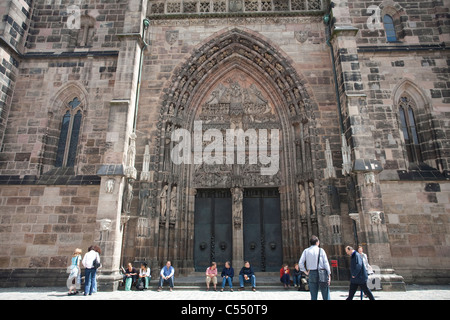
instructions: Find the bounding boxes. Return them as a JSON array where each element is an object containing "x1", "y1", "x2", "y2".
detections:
[
  {"x1": 297, "y1": 235, "x2": 375, "y2": 300},
  {"x1": 66, "y1": 245, "x2": 101, "y2": 296}
]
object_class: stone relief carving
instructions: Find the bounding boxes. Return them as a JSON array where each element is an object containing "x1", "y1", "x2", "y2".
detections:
[
  {"x1": 165, "y1": 30, "x2": 179, "y2": 46},
  {"x1": 193, "y1": 78, "x2": 281, "y2": 188},
  {"x1": 105, "y1": 178, "x2": 115, "y2": 193},
  {"x1": 294, "y1": 29, "x2": 310, "y2": 43},
  {"x1": 369, "y1": 211, "x2": 383, "y2": 225},
  {"x1": 97, "y1": 218, "x2": 112, "y2": 242}
]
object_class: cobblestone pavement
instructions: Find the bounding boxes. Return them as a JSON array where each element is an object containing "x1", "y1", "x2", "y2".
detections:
[{"x1": 0, "y1": 284, "x2": 449, "y2": 300}]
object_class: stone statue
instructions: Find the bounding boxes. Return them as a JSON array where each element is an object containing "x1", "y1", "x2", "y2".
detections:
[
  {"x1": 299, "y1": 183, "x2": 306, "y2": 218},
  {"x1": 232, "y1": 187, "x2": 243, "y2": 228},
  {"x1": 159, "y1": 185, "x2": 169, "y2": 219},
  {"x1": 169, "y1": 185, "x2": 177, "y2": 221},
  {"x1": 122, "y1": 180, "x2": 133, "y2": 214},
  {"x1": 309, "y1": 181, "x2": 316, "y2": 216},
  {"x1": 138, "y1": 185, "x2": 150, "y2": 216}
]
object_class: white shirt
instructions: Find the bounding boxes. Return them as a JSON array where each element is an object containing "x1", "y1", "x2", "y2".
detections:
[
  {"x1": 82, "y1": 250, "x2": 100, "y2": 269},
  {"x1": 140, "y1": 268, "x2": 150, "y2": 277},
  {"x1": 298, "y1": 245, "x2": 331, "y2": 275}
]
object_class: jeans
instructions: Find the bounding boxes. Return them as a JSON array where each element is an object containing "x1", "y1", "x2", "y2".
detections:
[
  {"x1": 293, "y1": 274, "x2": 301, "y2": 286},
  {"x1": 280, "y1": 274, "x2": 290, "y2": 285},
  {"x1": 346, "y1": 283, "x2": 375, "y2": 300},
  {"x1": 308, "y1": 270, "x2": 330, "y2": 300},
  {"x1": 221, "y1": 276, "x2": 233, "y2": 289},
  {"x1": 239, "y1": 274, "x2": 256, "y2": 288},
  {"x1": 84, "y1": 268, "x2": 97, "y2": 295},
  {"x1": 159, "y1": 276, "x2": 174, "y2": 288}
]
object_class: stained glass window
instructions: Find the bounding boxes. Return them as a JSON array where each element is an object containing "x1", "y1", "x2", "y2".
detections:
[
  {"x1": 55, "y1": 98, "x2": 83, "y2": 167},
  {"x1": 399, "y1": 96, "x2": 422, "y2": 164},
  {"x1": 383, "y1": 15, "x2": 397, "y2": 42}
]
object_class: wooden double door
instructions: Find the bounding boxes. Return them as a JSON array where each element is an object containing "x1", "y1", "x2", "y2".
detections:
[{"x1": 194, "y1": 188, "x2": 282, "y2": 272}]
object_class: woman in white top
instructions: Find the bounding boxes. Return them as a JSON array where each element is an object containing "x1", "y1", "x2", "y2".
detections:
[
  {"x1": 138, "y1": 262, "x2": 151, "y2": 290},
  {"x1": 82, "y1": 245, "x2": 101, "y2": 296}
]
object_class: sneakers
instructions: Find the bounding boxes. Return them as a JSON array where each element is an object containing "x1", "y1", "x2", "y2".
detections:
[{"x1": 252, "y1": 287, "x2": 256, "y2": 292}]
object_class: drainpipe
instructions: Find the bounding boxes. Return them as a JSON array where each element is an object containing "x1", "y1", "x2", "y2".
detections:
[
  {"x1": 323, "y1": 3, "x2": 344, "y2": 135},
  {"x1": 133, "y1": 18, "x2": 150, "y2": 133}
]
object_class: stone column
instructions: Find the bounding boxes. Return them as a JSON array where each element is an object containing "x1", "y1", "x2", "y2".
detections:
[
  {"x1": 93, "y1": 0, "x2": 147, "y2": 290},
  {"x1": 231, "y1": 186, "x2": 244, "y2": 269},
  {"x1": 330, "y1": 0, "x2": 405, "y2": 290}
]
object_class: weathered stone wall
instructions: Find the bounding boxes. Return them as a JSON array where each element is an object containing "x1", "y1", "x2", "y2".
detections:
[
  {"x1": 381, "y1": 181, "x2": 450, "y2": 283},
  {"x1": 0, "y1": 184, "x2": 99, "y2": 287},
  {"x1": 342, "y1": 0, "x2": 450, "y2": 284}
]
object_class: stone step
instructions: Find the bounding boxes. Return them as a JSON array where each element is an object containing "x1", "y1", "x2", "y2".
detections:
[{"x1": 118, "y1": 273, "x2": 350, "y2": 291}]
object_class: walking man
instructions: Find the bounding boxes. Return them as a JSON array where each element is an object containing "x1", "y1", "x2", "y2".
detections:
[
  {"x1": 299, "y1": 235, "x2": 331, "y2": 300},
  {"x1": 345, "y1": 246, "x2": 375, "y2": 300}
]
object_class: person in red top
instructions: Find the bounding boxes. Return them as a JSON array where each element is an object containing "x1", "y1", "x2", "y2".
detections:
[{"x1": 280, "y1": 264, "x2": 291, "y2": 289}]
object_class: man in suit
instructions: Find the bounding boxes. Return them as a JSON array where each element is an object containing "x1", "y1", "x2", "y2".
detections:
[{"x1": 345, "y1": 246, "x2": 375, "y2": 300}]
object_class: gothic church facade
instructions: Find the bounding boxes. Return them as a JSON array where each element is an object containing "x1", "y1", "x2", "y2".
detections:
[{"x1": 0, "y1": 0, "x2": 449, "y2": 289}]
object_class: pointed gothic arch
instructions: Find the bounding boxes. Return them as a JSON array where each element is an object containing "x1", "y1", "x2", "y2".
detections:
[
  {"x1": 40, "y1": 82, "x2": 88, "y2": 174},
  {"x1": 148, "y1": 28, "x2": 326, "y2": 272},
  {"x1": 392, "y1": 79, "x2": 442, "y2": 170}
]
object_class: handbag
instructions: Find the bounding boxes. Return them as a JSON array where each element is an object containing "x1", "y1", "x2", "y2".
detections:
[
  {"x1": 92, "y1": 254, "x2": 101, "y2": 269},
  {"x1": 317, "y1": 248, "x2": 329, "y2": 287}
]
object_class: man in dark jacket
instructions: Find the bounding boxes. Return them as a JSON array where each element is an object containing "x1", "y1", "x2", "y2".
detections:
[
  {"x1": 345, "y1": 246, "x2": 375, "y2": 300},
  {"x1": 238, "y1": 261, "x2": 256, "y2": 291},
  {"x1": 220, "y1": 261, "x2": 234, "y2": 292}
]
